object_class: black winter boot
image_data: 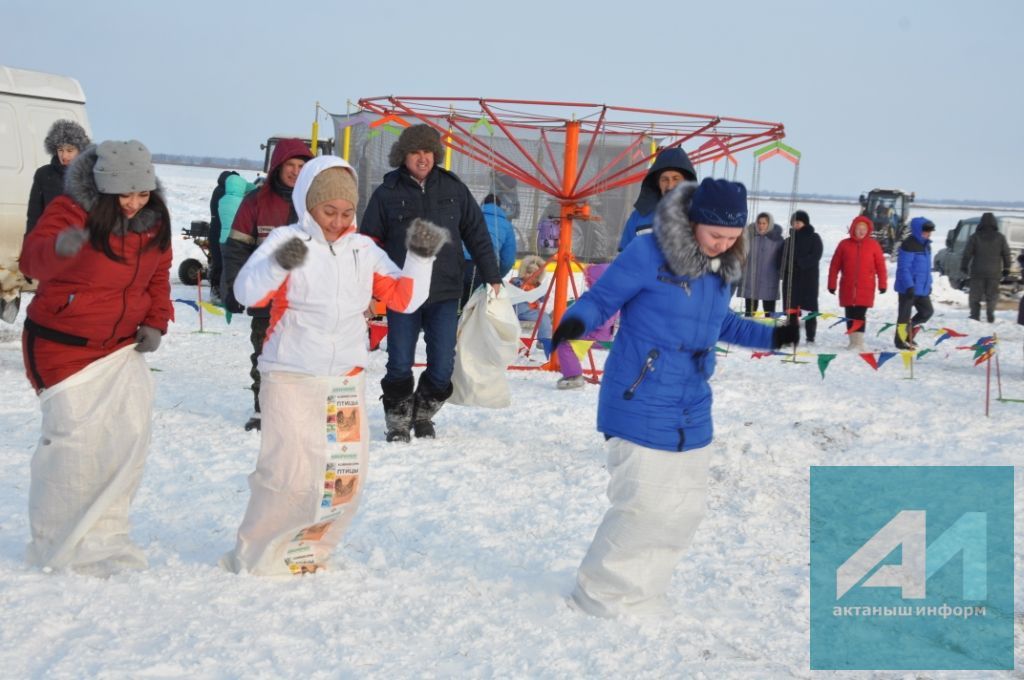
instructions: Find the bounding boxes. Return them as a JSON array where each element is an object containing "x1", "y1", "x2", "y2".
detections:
[
  {"x1": 381, "y1": 378, "x2": 415, "y2": 443},
  {"x1": 412, "y1": 379, "x2": 454, "y2": 439}
]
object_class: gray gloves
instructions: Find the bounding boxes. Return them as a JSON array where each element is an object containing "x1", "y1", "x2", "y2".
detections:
[
  {"x1": 135, "y1": 325, "x2": 161, "y2": 353},
  {"x1": 55, "y1": 227, "x2": 88, "y2": 258},
  {"x1": 274, "y1": 237, "x2": 308, "y2": 270},
  {"x1": 405, "y1": 218, "x2": 450, "y2": 257}
]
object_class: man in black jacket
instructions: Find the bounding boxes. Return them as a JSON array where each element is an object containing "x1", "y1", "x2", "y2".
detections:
[
  {"x1": 361, "y1": 124, "x2": 501, "y2": 442},
  {"x1": 962, "y1": 212, "x2": 1011, "y2": 322}
]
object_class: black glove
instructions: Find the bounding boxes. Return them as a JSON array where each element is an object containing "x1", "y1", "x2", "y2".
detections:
[
  {"x1": 1002, "y1": 269, "x2": 1010, "y2": 278},
  {"x1": 274, "y1": 237, "x2": 308, "y2": 270},
  {"x1": 551, "y1": 318, "x2": 585, "y2": 350},
  {"x1": 828, "y1": 288, "x2": 836, "y2": 295},
  {"x1": 878, "y1": 287, "x2": 886, "y2": 294},
  {"x1": 771, "y1": 322, "x2": 800, "y2": 349},
  {"x1": 135, "y1": 325, "x2": 161, "y2": 353},
  {"x1": 55, "y1": 227, "x2": 88, "y2": 257},
  {"x1": 406, "y1": 218, "x2": 450, "y2": 257}
]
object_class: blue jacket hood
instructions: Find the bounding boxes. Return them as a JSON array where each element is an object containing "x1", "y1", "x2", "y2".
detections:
[{"x1": 909, "y1": 216, "x2": 934, "y2": 244}]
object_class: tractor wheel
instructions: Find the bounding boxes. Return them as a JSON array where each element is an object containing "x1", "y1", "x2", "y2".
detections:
[{"x1": 178, "y1": 258, "x2": 207, "y2": 286}]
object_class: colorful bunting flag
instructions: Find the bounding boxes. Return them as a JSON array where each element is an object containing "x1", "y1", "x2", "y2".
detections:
[
  {"x1": 817, "y1": 354, "x2": 837, "y2": 379},
  {"x1": 569, "y1": 339, "x2": 593, "y2": 360},
  {"x1": 859, "y1": 353, "x2": 880, "y2": 370},
  {"x1": 174, "y1": 298, "x2": 199, "y2": 311},
  {"x1": 876, "y1": 352, "x2": 897, "y2": 368}
]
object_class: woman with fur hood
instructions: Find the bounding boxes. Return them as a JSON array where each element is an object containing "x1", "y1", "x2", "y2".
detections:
[
  {"x1": 551, "y1": 178, "x2": 799, "y2": 618},
  {"x1": 20, "y1": 140, "x2": 173, "y2": 576},
  {"x1": 25, "y1": 119, "x2": 91, "y2": 234},
  {"x1": 221, "y1": 156, "x2": 447, "y2": 576},
  {"x1": 827, "y1": 215, "x2": 888, "y2": 350}
]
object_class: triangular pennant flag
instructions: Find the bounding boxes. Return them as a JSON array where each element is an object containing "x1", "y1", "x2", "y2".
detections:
[
  {"x1": 751, "y1": 351, "x2": 774, "y2": 359},
  {"x1": 368, "y1": 322, "x2": 388, "y2": 350},
  {"x1": 876, "y1": 351, "x2": 897, "y2": 368},
  {"x1": 896, "y1": 323, "x2": 909, "y2": 342},
  {"x1": 817, "y1": 354, "x2": 837, "y2": 379},
  {"x1": 540, "y1": 338, "x2": 553, "y2": 356},
  {"x1": 974, "y1": 349, "x2": 994, "y2": 366},
  {"x1": 916, "y1": 348, "x2": 935, "y2": 359},
  {"x1": 803, "y1": 312, "x2": 821, "y2": 321},
  {"x1": 941, "y1": 327, "x2": 967, "y2": 338},
  {"x1": 520, "y1": 336, "x2": 535, "y2": 350},
  {"x1": 569, "y1": 339, "x2": 593, "y2": 360},
  {"x1": 828, "y1": 318, "x2": 847, "y2": 329},
  {"x1": 714, "y1": 345, "x2": 729, "y2": 355},
  {"x1": 200, "y1": 301, "x2": 224, "y2": 317},
  {"x1": 174, "y1": 298, "x2": 199, "y2": 311},
  {"x1": 859, "y1": 352, "x2": 880, "y2": 370},
  {"x1": 934, "y1": 332, "x2": 952, "y2": 346},
  {"x1": 876, "y1": 322, "x2": 896, "y2": 336},
  {"x1": 846, "y1": 318, "x2": 864, "y2": 334},
  {"x1": 818, "y1": 312, "x2": 837, "y2": 321},
  {"x1": 901, "y1": 351, "x2": 914, "y2": 369},
  {"x1": 225, "y1": 310, "x2": 233, "y2": 325}
]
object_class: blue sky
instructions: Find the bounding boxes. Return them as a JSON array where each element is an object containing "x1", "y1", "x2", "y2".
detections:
[{"x1": 4, "y1": 0, "x2": 1022, "y2": 202}]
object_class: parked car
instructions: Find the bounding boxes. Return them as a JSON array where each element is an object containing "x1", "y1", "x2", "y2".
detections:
[{"x1": 933, "y1": 215, "x2": 1024, "y2": 293}]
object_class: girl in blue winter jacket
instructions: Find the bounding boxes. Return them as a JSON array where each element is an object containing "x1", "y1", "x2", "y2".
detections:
[{"x1": 552, "y1": 177, "x2": 799, "y2": 618}]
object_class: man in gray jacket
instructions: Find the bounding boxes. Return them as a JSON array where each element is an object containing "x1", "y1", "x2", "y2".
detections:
[{"x1": 962, "y1": 212, "x2": 1011, "y2": 322}]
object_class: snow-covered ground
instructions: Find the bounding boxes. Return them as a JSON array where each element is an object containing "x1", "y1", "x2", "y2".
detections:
[{"x1": 0, "y1": 164, "x2": 1020, "y2": 678}]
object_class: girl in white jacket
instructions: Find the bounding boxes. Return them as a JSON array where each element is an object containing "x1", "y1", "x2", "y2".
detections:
[{"x1": 221, "y1": 156, "x2": 447, "y2": 575}]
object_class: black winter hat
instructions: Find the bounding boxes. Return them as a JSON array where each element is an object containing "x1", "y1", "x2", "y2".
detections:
[
  {"x1": 44, "y1": 119, "x2": 90, "y2": 155},
  {"x1": 978, "y1": 212, "x2": 998, "y2": 231},
  {"x1": 791, "y1": 210, "x2": 810, "y2": 226},
  {"x1": 388, "y1": 124, "x2": 445, "y2": 168}
]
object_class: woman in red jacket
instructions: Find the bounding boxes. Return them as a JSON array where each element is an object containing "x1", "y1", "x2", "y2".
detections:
[
  {"x1": 827, "y1": 215, "x2": 887, "y2": 350},
  {"x1": 19, "y1": 140, "x2": 173, "y2": 577}
]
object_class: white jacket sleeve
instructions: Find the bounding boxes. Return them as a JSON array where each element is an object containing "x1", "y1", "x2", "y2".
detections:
[
  {"x1": 369, "y1": 246, "x2": 433, "y2": 313},
  {"x1": 234, "y1": 228, "x2": 297, "y2": 307}
]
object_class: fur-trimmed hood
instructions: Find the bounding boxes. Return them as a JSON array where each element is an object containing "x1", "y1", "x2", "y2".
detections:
[
  {"x1": 64, "y1": 145, "x2": 164, "y2": 211},
  {"x1": 44, "y1": 119, "x2": 90, "y2": 155},
  {"x1": 653, "y1": 182, "x2": 745, "y2": 284}
]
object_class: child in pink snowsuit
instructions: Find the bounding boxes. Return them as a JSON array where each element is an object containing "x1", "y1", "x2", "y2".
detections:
[{"x1": 556, "y1": 263, "x2": 616, "y2": 389}]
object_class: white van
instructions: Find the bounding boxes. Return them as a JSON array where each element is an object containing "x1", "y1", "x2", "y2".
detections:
[{"x1": 0, "y1": 65, "x2": 91, "y2": 321}]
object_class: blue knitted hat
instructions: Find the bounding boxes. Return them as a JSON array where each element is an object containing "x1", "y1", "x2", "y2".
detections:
[{"x1": 687, "y1": 177, "x2": 747, "y2": 228}]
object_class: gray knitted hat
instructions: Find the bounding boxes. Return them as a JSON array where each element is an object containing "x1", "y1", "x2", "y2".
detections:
[
  {"x1": 44, "y1": 119, "x2": 90, "y2": 155},
  {"x1": 93, "y1": 140, "x2": 156, "y2": 194},
  {"x1": 388, "y1": 124, "x2": 444, "y2": 167}
]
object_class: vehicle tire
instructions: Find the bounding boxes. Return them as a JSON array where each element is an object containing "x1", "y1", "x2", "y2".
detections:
[{"x1": 178, "y1": 258, "x2": 207, "y2": 286}]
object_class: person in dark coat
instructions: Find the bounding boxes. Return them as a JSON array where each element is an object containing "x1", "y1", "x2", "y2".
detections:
[
  {"x1": 221, "y1": 138, "x2": 313, "y2": 431},
  {"x1": 206, "y1": 170, "x2": 238, "y2": 301},
  {"x1": 551, "y1": 178, "x2": 798, "y2": 618},
  {"x1": 360, "y1": 124, "x2": 502, "y2": 442},
  {"x1": 738, "y1": 212, "x2": 784, "y2": 317},
  {"x1": 617, "y1": 147, "x2": 696, "y2": 251},
  {"x1": 893, "y1": 217, "x2": 936, "y2": 349},
  {"x1": 780, "y1": 210, "x2": 823, "y2": 342},
  {"x1": 827, "y1": 215, "x2": 887, "y2": 349},
  {"x1": 962, "y1": 212, "x2": 1011, "y2": 322},
  {"x1": 25, "y1": 119, "x2": 91, "y2": 234}
]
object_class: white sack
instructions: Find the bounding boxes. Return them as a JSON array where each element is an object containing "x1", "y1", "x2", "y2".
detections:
[
  {"x1": 571, "y1": 438, "x2": 710, "y2": 618},
  {"x1": 222, "y1": 370, "x2": 369, "y2": 576},
  {"x1": 450, "y1": 285, "x2": 520, "y2": 408},
  {"x1": 27, "y1": 345, "x2": 155, "y2": 577}
]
